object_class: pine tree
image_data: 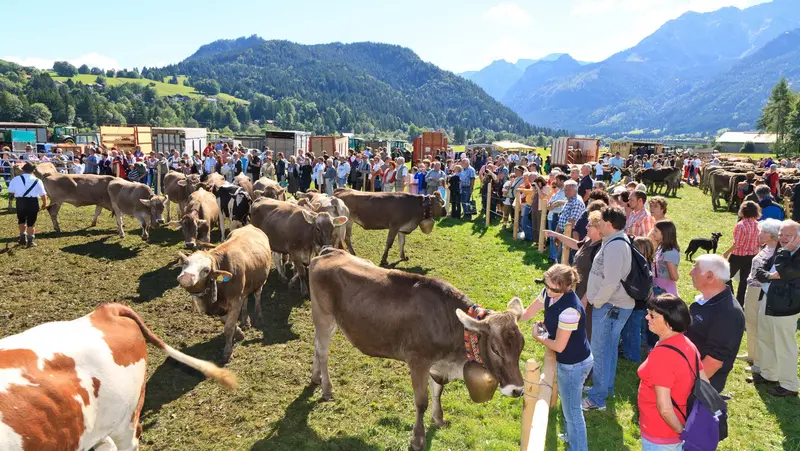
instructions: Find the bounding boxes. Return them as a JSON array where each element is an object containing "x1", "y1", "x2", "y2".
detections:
[{"x1": 758, "y1": 78, "x2": 796, "y2": 157}]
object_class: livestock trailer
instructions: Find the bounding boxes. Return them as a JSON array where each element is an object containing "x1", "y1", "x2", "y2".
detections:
[
  {"x1": 551, "y1": 137, "x2": 600, "y2": 166},
  {"x1": 0, "y1": 130, "x2": 37, "y2": 152},
  {"x1": 265, "y1": 130, "x2": 310, "y2": 157},
  {"x1": 412, "y1": 132, "x2": 448, "y2": 163},
  {"x1": 152, "y1": 127, "x2": 207, "y2": 155},
  {"x1": 0, "y1": 122, "x2": 48, "y2": 144},
  {"x1": 236, "y1": 135, "x2": 267, "y2": 150},
  {"x1": 309, "y1": 136, "x2": 349, "y2": 157},
  {"x1": 609, "y1": 141, "x2": 664, "y2": 158},
  {"x1": 100, "y1": 125, "x2": 153, "y2": 155}
]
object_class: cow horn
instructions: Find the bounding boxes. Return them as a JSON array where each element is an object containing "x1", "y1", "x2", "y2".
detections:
[
  {"x1": 195, "y1": 241, "x2": 216, "y2": 249},
  {"x1": 177, "y1": 252, "x2": 190, "y2": 263}
]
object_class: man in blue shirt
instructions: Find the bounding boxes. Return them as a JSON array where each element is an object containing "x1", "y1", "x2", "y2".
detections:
[
  {"x1": 460, "y1": 158, "x2": 477, "y2": 220},
  {"x1": 610, "y1": 152, "x2": 625, "y2": 169},
  {"x1": 756, "y1": 185, "x2": 785, "y2": 221}
]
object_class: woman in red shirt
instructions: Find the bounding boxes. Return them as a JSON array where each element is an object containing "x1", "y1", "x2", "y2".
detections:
[
  {"x1": 637, "y1": 294, "x2": 704, "y2": 451},
  {"x1": 722, "y1": 200, "x2": 762, "y2": 306}
]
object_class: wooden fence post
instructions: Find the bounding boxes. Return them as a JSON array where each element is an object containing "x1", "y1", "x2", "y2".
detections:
[
  {"x1": 157, "y1": 165, "x2": 162, "y2": 196},
  {"x1": 485, "y1": 180, "x2": 492, "y2": 227},
  {"x1": 538, "y1": 200, "x2": 548, "y2": 252},
  {"x1": 520, "y1": 359, "x2": 541, "y2": 451},
  {"x1": 525, "y1": 349, "x2": 557, "y2": 451},
  {"x1": 513, "y1": 198, "x2": 521, "y2": 240},
  {"x1": 114, "y1": 162, "x2": 119, "y2": 178},
  {"x1": 561, "y1": 221, "x2": 573, "y2": 265}
]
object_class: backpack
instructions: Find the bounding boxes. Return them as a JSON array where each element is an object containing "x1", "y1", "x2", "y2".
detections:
[
  {"x1": 661, "y1": 345, "x2": 729, "y2": 451},
  {"x1": 610, "y1": 236, "x2": 653, "y2": 301}
]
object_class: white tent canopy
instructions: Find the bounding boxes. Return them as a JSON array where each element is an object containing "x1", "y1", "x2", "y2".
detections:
[{"x1": 492, "y1": 140, "x2": 536, "y2": 151}]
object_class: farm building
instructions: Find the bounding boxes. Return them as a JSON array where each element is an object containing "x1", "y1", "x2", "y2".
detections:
[
  {"x1": 236, "y1": 135, "x2": 266, "y2": 150},
  {"x1": 0, "y1": 122, "x2": 48, "y2": 143},
  {"x1": 716, "y1": 132, "x2": 776, "y2": 153},
  {"x1": 309, "y1": 136, "x2": 349, "y2": 157},
  {"x1": 152, "y1": 127, "x2": 207, "y2": 155},
  {"x1": 265, "y1": 130, "x2": 310, "y2": 157}
]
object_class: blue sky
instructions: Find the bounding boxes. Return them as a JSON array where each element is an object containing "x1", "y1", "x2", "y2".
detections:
[{"x1": 3, "y1": 0, "x2": 769, "y2": 73}]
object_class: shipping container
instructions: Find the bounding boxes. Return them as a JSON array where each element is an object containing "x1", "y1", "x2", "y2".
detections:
[
  {"x1": 309, "y1": 136, "x2": 349, "y2": 157},
  {"x1": 152, "y1": 127, "x2": 207, "y2": 156},
  {"x1": 0, "y1": 122, "x2": 48, "y2": 143},
  {"x1": 0, "y1": 130, "x2": 38, "y2": 151},
  {"x1": 412, "y1": 132, "x2": 448, "y2": 162},
  {"x1": 265, "y1": 130, "x2": 310, "y2": 157},
  {"x1": 551, "y1": 137, "x2": 600, "y2": 167},
  {"x1": 100, "y1": 125, "x2": 153, "y2": 155}
]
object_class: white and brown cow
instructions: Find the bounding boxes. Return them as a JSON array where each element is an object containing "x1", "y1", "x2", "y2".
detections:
[
  {"x1": 176, "y1": 225, "x2": 272, "y2": 363},
  {"x1": 163, "y1": 172, "x2": 202, "y2": 222},
  {"x1": 107, "y1": 179, "x2": 169, "y2": 241},
  {"x1": 308, "y1": 248, "x2": 524, "y2": 451},
  {"x1": 0, "y1": 303, "x2": 235, "y2": 451},
  {"x1": 168, "y1": 187, "x2": 220, "y2": 249},
  {"x1": 250, "y1": 198, "x2": 347, "y2": 295}
]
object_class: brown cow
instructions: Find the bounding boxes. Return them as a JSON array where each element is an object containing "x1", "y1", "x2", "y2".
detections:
[
  {"x1": 0, "y1": 303, "x2": 235, "y2": 451},
  {"x1": 250, "y1": 197, "x2": 347, "y2": 294},
  {"x1": 296, "y1": 192, "x2": 350, "y2": 249},
  {"x1": 203, "y1": 172, "x2": 226, "y2": 192},
  {"x1": 163, "y1": 171, "x2": 202, "y2": 222},
  {"x1": 28, "y1": 162, "x2": 116, "y2": 233},
  {"x1": 176, "y1": 225, "x2": 272, "y2": 362},
  {"x1": 253, "y1": 176, "x2": 286, "y2": 201},
  {"x1": 107, "y1": 179, "x2": 169, "y2": 240},
  {"x1": 309, "y1": 248, "x2": 525, "y2": 451},
  {"x1": 333, "y1": 188, "x2": 446, "y2": 266},
  {"x1": 168, "y1": 187, "x2": 220, "y2": 249},
  {"x1": 233, "y1": 173, "x2": 254, "y2": 197}
]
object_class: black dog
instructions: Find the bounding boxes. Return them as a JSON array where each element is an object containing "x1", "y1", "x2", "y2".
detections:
[{"x1": 685, "y1": 232, "x2": 722, "y2": 262}]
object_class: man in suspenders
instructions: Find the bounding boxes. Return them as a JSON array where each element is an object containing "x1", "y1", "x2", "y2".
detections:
[{"x1": 8, "y1": 163, "x2": 48, "y2": 248}]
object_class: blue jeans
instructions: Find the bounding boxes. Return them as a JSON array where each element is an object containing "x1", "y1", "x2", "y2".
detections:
[
  {"x1": 587, "y1": 303, "x2": 632, "y2": 407},
  {"x1": 522, "y1": 205, "x2": 534, "y2": 240},
  {"x1": 461, "y1": 190, "x2": 472, "y2": 217},
  {"x1": 548, "y1": 213, "x2": 560, "y2": 261},
  {"x1": 621, "y1": 308, "x2": 647, "y2": 362},
  {"x1": 642, "y1": 437, "x2": 683, "y2": 450},
  {"x1": 558, "y1": 355, "x2": 593, "y2": 451}
]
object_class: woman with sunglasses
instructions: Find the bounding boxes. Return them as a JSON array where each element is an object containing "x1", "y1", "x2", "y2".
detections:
[
  {"x1": 638, "y1": 294, "x2": 705, "y2": 450},
  {"x1": 520, "y1": 264, "x2": 592, "y2": 451}
]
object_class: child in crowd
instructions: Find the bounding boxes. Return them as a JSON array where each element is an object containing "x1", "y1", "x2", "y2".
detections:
[
  {"x1": 502, "y1": 174, "x2": 516, "y2": 229},
  {"x1": 437, "y1": 178, "x2": 447, "y2": 204},
  {"x1": 410, "y1": 167, "x2": 419, "y2": 194},
  {"x1": 621, "y1": 236, "x2": 655, "y2": 363}
]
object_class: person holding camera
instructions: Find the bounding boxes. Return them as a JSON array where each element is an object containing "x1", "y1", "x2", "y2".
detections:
[{"x1": 520, "y1": 264, "x2": 592, "y2": 451}]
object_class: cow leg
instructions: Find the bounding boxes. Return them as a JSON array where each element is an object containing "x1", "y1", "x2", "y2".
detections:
[
  {"x1": 238, "y1": 294, "x2": 251, "y2": 330},
  {"x1": 409, "y1": 362, "x2": 432, "y2": 451},
  {"x1": 47, "y1": 203, "x2": 62, "y2": 232},
  {"x1": 253, "y1": 285, "x2": 264, "y2": 326},
  {"x1": 114, "y1": 208, "x2": 125, "y2": 238},
  {"x1": 311, "y1": 312, "x2": 337, "y2": 399},
  {"x1": 165, "y1": 198, "x2": 172, "y2": 223},
  {"x1": 217, "y1": 198, "x2": 226, "y2": 240},
  {"x1": 7, "y1": 195, "x2": 13, "y2": 211},
  {"x1": 380, "y1": 229, "x2": 399, "y2": 266},
  {"x1": 222, "y1": 297, "x2": 245, "y2": 363},
  {"x1": 109, "y1": 420, "x2": 138, "y2": 451},
  {"x1": 139, "y1": 218, "x2": 150, "y2": 241},
  {"x1": 398, "y1": 232, "x2": 409, "y2": 261},
  {"x1": 92, "y1": 437, "x2": 118, "y2": 451},
  {"x1": 344, "y1": 222, "x2": 356, "y2": 255},
  {"x1": 91, "y1": 205, "x2": 103, "y2": 227},
  {"x1": 273, "y1": 251, "x2": 288, "y2": 281},
  {"x1": 429, "y1": 376, "x2": 448, "y2": 427}
]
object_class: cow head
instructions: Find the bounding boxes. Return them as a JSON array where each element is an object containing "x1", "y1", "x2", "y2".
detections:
[
  {"x1": 177, "y1": 174, "x2": 203, "y2": 193},
  {"x1": 169, "y1": 211, "x2": 207, "y2": 249},
  {"x1": 253, "y1": 186, "x2": 285, "y2": 201},
  {"x1": 430, "y1": 191, "x2": 447, "y2": 218},
  {"x1": 139, "y1": 195, "x2": 168, "y2": 225},
  {"x1": 455, "y1": 297, "x2": 525, "y2": 398},
  {"x1": 176, "y1": 252, "x2": 232, "y2": 314},
  {"x1": 301, "y1": 209, "x2": 348, "y2": 254}
]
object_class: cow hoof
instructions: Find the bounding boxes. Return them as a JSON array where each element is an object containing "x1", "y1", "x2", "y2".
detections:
[
  {"x1": 310, "y1": 374, "x2": 321, "y2": 386},
  {"x1": 409, "y1": 435, "x2": 425, "y2": 451},
  {"x1": 221, "y1": 353, "x2": 232, "y2": 365},
  {"x1": 432, "y1": 418, "x2": 450, "y2": 428},
  {"x1": 321, "y1": 393, "x2": 333, "y2": 402},
  {"x1": 234, "y1": 327, "x2": 245, "y2": 341},
  {"x1": 400, "y1": 256, "x2": 409, "y2": 262},
  {"x1": 379, "y1": 260, "x2": 389, "y2": 267}
]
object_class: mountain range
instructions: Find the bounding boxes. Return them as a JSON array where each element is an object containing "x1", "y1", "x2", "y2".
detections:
[
  {"x1": 159, "y1": 37, "x2": 565, "y2": 137},
  {"x1": 466, "y1": 0, "x2": 800, "y2": 135}
]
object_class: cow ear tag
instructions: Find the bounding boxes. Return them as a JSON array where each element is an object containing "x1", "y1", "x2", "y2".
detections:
[{"x1": 217, "y1": 274, "x2": 230, "y2": 283}]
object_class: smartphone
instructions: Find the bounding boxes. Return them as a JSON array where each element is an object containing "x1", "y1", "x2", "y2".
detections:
[{"x1": 536, "y1": 322, "x2": 549, "y2": 338}]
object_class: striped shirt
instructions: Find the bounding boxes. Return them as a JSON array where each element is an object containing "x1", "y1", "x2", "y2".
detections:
[
  {"x1": 626, "y1": 208, "x2": 656, "y2": 237},
  {"x1": 732, "y1": 218, "x2": 760, "y2": 256}
]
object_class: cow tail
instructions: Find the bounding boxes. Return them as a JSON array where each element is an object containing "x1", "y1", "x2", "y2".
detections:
[{"x1": 116, "y1": 306, "x2": 237, "y2": 390}]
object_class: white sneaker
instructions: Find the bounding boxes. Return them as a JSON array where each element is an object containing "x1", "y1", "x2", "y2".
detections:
[{"x1": 557, "y1": 433, "x2": 569, "y2": 443}]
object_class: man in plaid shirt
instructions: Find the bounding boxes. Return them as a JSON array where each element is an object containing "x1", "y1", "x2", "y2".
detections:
[
  {"x1": 626, "y1": 190, "x2": 656, "y2": 237},
  {"x1": 557, "y1": 180, "x2": 586, "y2": 234}
]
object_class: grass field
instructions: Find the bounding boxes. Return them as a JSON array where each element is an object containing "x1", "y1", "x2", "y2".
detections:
[
  {"x1": 0, "y1": 183, "x2": 798, "y2": 450},
  {"x1": 50, "y1": 73, "x2": 246, "y2": 104}
]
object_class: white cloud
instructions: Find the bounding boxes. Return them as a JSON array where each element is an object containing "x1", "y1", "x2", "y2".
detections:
[
  {"x1": 3, "y1": 52, "x2": 120, "y2": 70},
  {"x1": 483, "y1": 3, "x2": 534, "y2": 26}
]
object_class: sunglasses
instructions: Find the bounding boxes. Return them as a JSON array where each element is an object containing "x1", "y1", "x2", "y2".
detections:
[{"x1": 544, "y1": 283, "x2": 563, "y2": 294}]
